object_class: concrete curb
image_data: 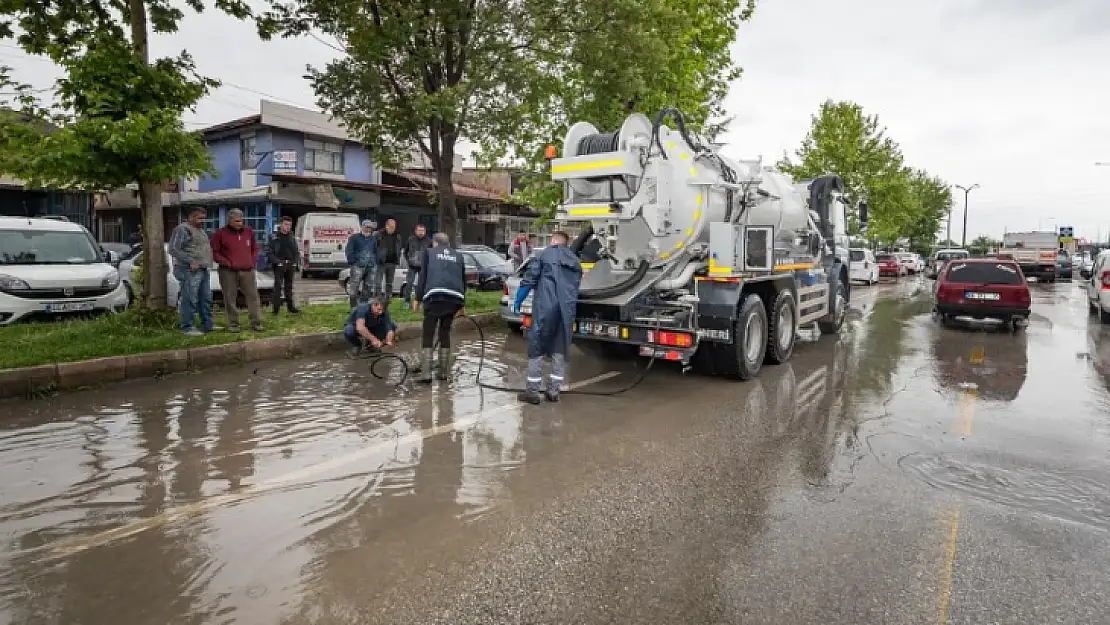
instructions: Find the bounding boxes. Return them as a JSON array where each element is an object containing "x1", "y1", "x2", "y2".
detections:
[{"x1": 0, "y1": 311, "x2": 502, "y2": 400}]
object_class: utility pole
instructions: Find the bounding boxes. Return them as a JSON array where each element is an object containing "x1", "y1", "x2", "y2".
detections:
[{"x1": 954, "y1": 183, "x2": 979, "y2": 248}]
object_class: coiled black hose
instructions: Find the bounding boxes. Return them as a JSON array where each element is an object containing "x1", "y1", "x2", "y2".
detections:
[{"x1": 576, "y1": 131, "x2": 620, "y2": 155}]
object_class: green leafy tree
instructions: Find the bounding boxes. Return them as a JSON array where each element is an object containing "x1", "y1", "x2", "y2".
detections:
[
  {"x1": 777, "y1": 100, "x2": 911, "y2": 244},
  {"x1": 260, "y1": 0, "x2": 569, "y2": 239},
  {"x1": 968, "y1": 235, "x2": 999, "y2": 255},
  {"x1": 904, "y1": 169, "x2": 951, "y2": 249},
  {"x1": 486, "y1": 0, "x2": 755, "y2": 215},
  {"x1": 0, "y1": 0, "x2": 251, "y2": 309}
]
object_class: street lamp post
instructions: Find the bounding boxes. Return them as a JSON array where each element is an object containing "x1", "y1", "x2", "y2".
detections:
[{"x1": 954, "y1": 183, "x2": 980, "y2": 248}]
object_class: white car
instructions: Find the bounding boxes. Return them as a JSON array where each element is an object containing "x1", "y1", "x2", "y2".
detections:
[
  {"x1": 1085, "y1": 249, "x2": 1110, "y2": 323},
  {"x1": 896, "y1": 252, "x2": 924, "y2": 275},
  {"x1": 120, "y1": 246, "x2": 275, "y2": 308},
  {"x1": 338, "y1": 265, "x2": 411, "y2": 300},
  {"x1": 0, "y1": 216, "x2": 129, "y2": 325},
  {"x1": 848, "y1": 248, "x2": 879, "y2": 285}
]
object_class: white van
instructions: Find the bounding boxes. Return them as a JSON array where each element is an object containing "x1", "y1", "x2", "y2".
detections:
[
  {"x1": 295, "y1": 212, "x2": 361, "y2": 278},
  {"x1": 0, "y1": 216, "x2": 129, "y2": 324}
]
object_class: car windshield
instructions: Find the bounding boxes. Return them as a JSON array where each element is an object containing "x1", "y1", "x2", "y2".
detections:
[
  {"x1": 849, "y1": 250, "x2": 865, "y2": 261},
  {"x1": 936, "y1": 252, "x2": 968, "y2": 262},
  {"x1": 0, "y1": 229, "x2": 101, "y2": 265},
  {"x1": 945, "y1": 262, "x2": 1023, "y2": 285}
]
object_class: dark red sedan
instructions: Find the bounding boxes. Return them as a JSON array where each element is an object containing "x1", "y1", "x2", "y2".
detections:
[
  {"x1": 933, "y1": 258, "x2": 1031, "y2": 330},
  {"x1": 876, "y1": 253, "x2": 904, "y2": 277}
]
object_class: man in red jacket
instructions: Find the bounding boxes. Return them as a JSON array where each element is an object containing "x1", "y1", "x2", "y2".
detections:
[{"x1": 210, "y1": 208, "x2": 264, "y2": 332}]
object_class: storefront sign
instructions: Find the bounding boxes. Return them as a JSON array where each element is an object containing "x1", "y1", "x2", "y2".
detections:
[{"x1": 273, "y1": 150, "x2": 298, "y2": 174}]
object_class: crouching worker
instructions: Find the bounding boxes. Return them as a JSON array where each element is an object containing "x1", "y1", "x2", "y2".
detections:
[
  {"x1": 344, "y1": 297, "x2": 396, "y2": 358},
  {"x1": 413, "y1": 232, "x2": 467, "y2": 382},
  {"x1": 511, "y1": 231, "x2": 582, "y2": 403}
]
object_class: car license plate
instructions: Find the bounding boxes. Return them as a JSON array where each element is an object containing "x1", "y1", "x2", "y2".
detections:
[
  {"x1": 312, "y1": 253, "x2": 329, "y2": 258},
  {"x1": 964, "y1": 291, "x2": 1000, "y2": 301},
  {"x1": 520, "y1": 303, "x2": 531, "y2": 314},
  {"x1": 45, "y1": 301, "x2": 95, "y2": 313},
  {"x1": 578, "y1": 321, "x2": 620, "y2": 338}
]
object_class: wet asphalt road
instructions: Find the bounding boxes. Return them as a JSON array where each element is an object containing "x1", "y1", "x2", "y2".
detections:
[{"x1": 2, "y1": 277, "x2": 1110, "y2": 624}]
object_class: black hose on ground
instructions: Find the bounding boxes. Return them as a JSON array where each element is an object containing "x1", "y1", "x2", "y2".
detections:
[{"x1": 461, "y1": 315, "x2": 658, "y2": 397}]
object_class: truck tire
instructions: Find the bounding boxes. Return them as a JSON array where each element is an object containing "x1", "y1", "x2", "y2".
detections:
[
  {"x1": 765, "y1": 288, "x2": 797, "y2": 365},
  {"x1": 723, "y1": 294, "x2": 768, "y2": 380},
  {"x1": 818, "y1": 279, "x2": 847, "y2": 335}
]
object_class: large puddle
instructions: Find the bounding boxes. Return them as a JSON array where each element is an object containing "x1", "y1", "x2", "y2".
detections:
[{"x1": 0, "y1": 331, "x2": 543, "y2": 624}]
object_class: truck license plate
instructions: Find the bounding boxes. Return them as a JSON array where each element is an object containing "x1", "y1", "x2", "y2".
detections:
[
  {"x1": 519, "y1": 303, "x2": 531, "y2": 314},
  {"x1": 579, "y1": 321, "x2": 620, "y2": 338},
  {"x1": 45, "y1": 301, "x2": 95, "y2": 313},
  {"x1": 312, "y1": 253, "x2": 329, "y2": 258},
  {"x1": 964, "y1": 291, "x2": 1000, "y2": 300}
]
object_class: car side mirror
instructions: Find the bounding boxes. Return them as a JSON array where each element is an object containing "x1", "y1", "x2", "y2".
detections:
[{"x1": 105, "y1": 250, "x2": 120, "y2": 264}]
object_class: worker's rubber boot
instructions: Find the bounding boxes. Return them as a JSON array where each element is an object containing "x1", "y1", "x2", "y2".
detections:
[
  {"x1": 544, "y1": 389, "x2": 560, "y2": 403},
  {"x1": 436, "y1": 348, "x2": 452, "y2": 380},
  {"x1": 517, "y1": 391, "x2": 543, "y2": 405},
  {"x1": 416, "y1": 348, "x2": 434, "y2": 383}
]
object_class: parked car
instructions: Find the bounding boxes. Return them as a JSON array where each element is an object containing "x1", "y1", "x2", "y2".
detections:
[
  {"x1": 876, "y1": 253, "x2": 905, "y2": 277},
  {"x1": 848, "y1": 248, "x2": 879, "y2": 285},
  {"x1": 99, "y1": 242, "x2": 136, "y2": 268},
  {"x1": 459, "y1": 247, "x2": 515, "y2": 291},
  {"x1": 926, "y1": 248, "x2": 971, "y2": 278},
  {"x1": 338, "y1": 255, "x2": 481, "y2": 300},
  {"x1": 500, "y1": 248, "x2": 546, "y2": 330},
  {"x1": 1085, "y1": 249, "x2": 1110, "y2": 323},
  {"x1": 1056, "y1": 251, "x2": 1073, "y2": 280},
  {"x1": 895, "y1": 252, "x2": 923, "y2": 275},
  {"x1": 119, "y1": 246, "x2": 275, "y2": 308},
  {"x1": 0, "y1": 216, "x2": 129, "y2": 325},
  {"x1": 932, "y1": 257, "x2": 1031, "y2": 330}
]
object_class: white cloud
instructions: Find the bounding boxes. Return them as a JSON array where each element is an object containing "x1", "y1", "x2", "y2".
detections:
[{"x1": 2, "y1": 0, "x2": 1108, "y2": 240}]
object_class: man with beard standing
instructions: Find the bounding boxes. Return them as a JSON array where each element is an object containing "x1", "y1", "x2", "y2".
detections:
[
  {"x1": 402, "y1": 222, "x2": 432, "y2": 307},
  {"x1": 374, "y1": 217, "x2": 403, "y2": 305},
  {"x1": 266, "y1": 215, "x2": 301, "y2": 315},
  {"x1": 210, "y1": 208, "x2": 264, "y2": 332}
]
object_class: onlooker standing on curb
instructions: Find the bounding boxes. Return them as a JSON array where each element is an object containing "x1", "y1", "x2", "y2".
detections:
[
  {"x1": 402, "y1": 222, "x2": 432, "y2": 306},
  {"x1": 211, "y1": 209, "x2": 264, "y2": 332},
  {"x1": 374, "y1": 218, "x2": 402, "y2": 304},
  {"x1": 345, "y1": 219, "x2": 377, "y2": 308},
  {"x1": 168, "y1": 207, "x2": 215, "y2": 337},
  {"x1": 267, "y1": 215, "x2": 301, "y2": 315},
  {"x1": 509, "y1": 230, "x2": 532, "y2": 271}
]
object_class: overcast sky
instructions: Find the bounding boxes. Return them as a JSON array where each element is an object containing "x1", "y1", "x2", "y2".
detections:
[{"x1": 2, "y1": 0, "x2": 1108, "y2": 242}]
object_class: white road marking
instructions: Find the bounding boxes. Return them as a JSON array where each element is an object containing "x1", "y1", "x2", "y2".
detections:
[{"x1": 39, "y1": 370, "x2": 622, "y2": 560}]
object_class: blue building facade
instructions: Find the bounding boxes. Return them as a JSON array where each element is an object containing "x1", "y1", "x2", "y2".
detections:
[{"x1": 180, "y1": 100, "x2": 384, "y2": 245}]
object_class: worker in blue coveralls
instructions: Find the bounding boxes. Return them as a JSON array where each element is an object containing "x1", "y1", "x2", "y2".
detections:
[{"x1": 511, "y1": 231, "x2": 583, "y2": 404}]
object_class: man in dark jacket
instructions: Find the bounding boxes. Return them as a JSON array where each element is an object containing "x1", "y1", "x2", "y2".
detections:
[
  {"x1": 402, "y1": 222, "x2": 432, "y2": 306},
  {"x1": 266, "y1": 215, "x2": 301, "y2": 314},
  {"x1": 374, "y1": 218, "x2": 402, "y2": 303},
  {"x1": 343, "y1": 298, "x2": 397, "y2": 358},
  {"x1": 345, "y1": 219, "x2": 377, "y2": 307},
  {"x1": 412, "y1": 232, "x2": 467, "y2": 382},
  {"x1": 511, "y1": 231, "x2": 582, "y2": 403},
  {"x1": 210, "y1": 208, "x2": 263, "y2": 332}
]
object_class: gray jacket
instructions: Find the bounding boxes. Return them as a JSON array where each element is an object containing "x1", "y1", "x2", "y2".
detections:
[{"x1": 168, "y1": 223, "x2": 213, "y2": 270}]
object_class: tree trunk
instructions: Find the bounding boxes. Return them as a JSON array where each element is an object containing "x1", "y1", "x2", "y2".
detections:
[
  {"x1": 140, "y1": 180, "x2": 169, "y2": 309},
  {"x1": 128, "y1": 0, "x2": 169, "y2": 308},
  {"x1": 435, "y1": 138, "x2": 459, "y2": 244}
]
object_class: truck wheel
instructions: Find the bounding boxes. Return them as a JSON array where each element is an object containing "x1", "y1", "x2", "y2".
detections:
[
  {"x1": 818, "y1": 280, "x2": 847, "y2": 335},
  {"x1": 765, "y1": 289, "x2": 796, "y2": 365},
  {"x1": 730, "y1": 294, "x2": 768, "y2": 380}
]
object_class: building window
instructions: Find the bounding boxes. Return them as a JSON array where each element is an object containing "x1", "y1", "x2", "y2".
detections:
[
  {"x1": 305, "y1": 138, "x2": 344, "y2": 174},
  {"x1": 240, "y1": 136, "x2": 257, "y2": 170},
  {"x1": 241, "y1": 204, "x2": 268, "y2": 244}
]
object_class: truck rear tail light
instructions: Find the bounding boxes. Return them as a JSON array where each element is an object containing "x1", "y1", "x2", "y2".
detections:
[
  {"x1": 502, "y1": 283, "x2": 508, "y2": 296},
  {"x1": 1101, "y1": 270, "x2": 1110, "y2": 290},
  {"x1": 649, "y1": 330, "x2": 693, "y2": 347}
]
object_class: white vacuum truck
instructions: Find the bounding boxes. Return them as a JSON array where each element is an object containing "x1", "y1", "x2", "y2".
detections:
[{"x1": 542, "y1": 107, "x2": 867, "y2": 379}]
